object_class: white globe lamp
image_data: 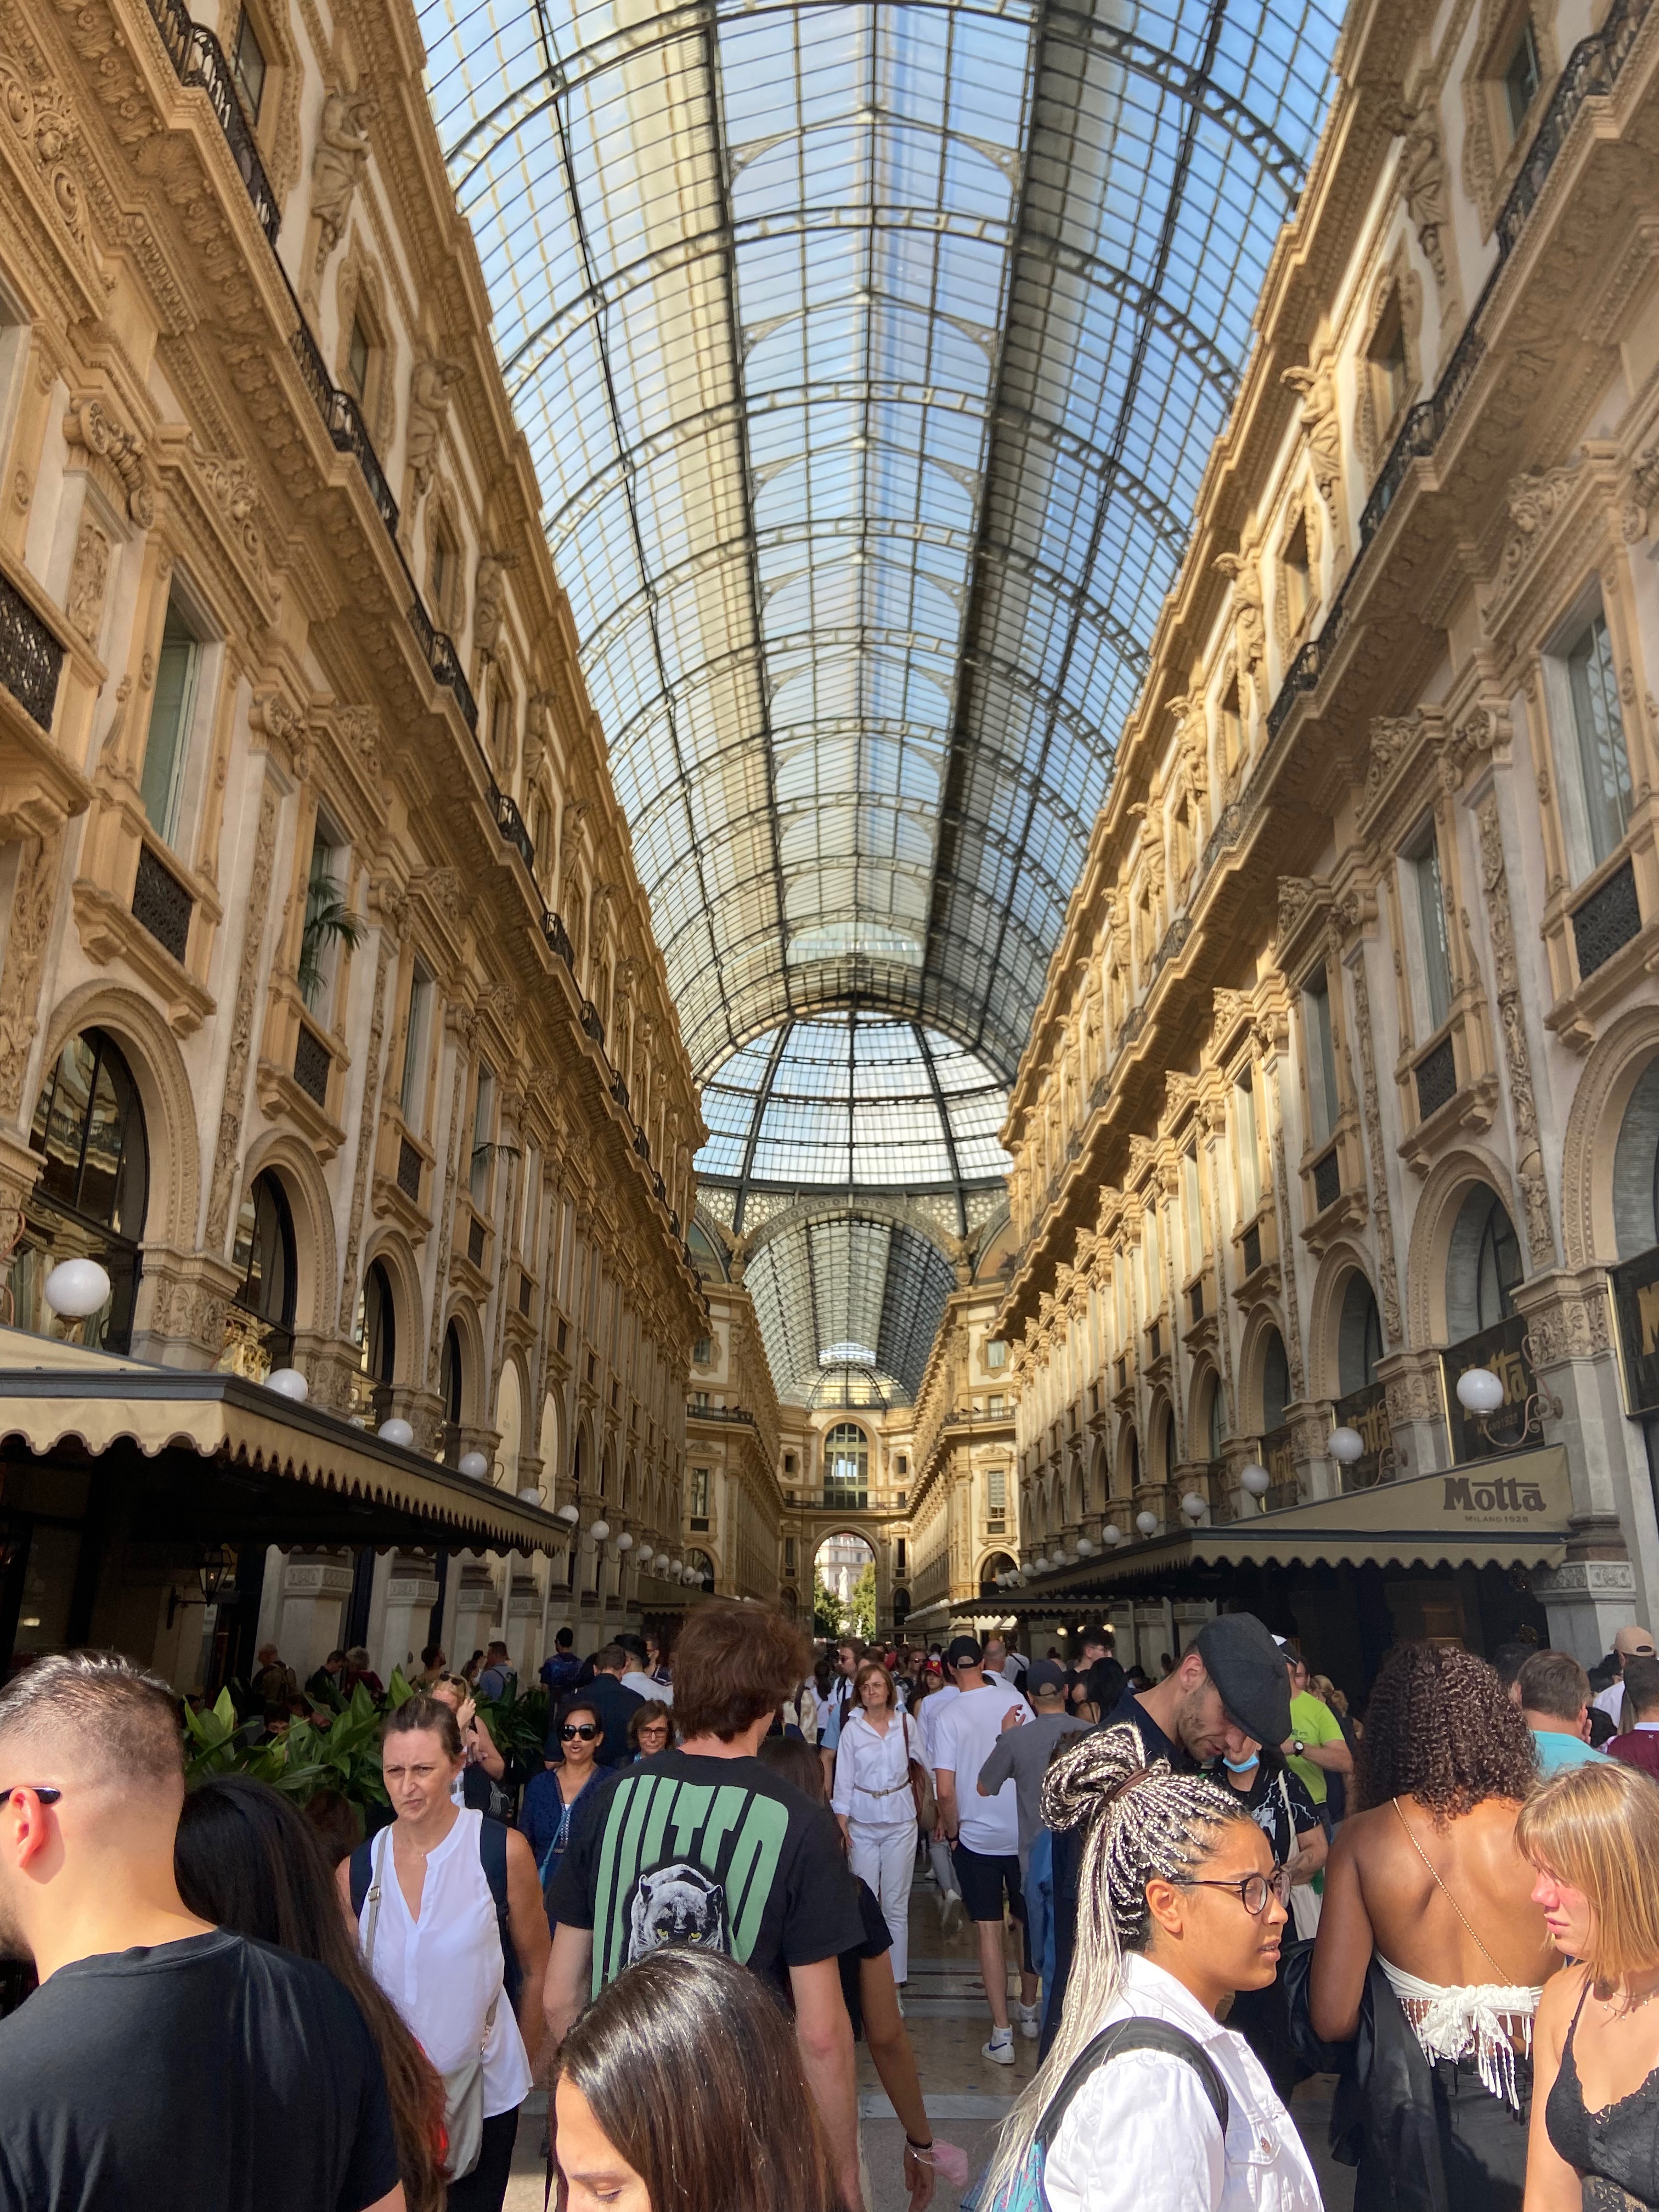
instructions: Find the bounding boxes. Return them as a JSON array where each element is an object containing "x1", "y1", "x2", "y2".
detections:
[
  {"x1": 615, "y1": 1532, "x2": 634, "y2": 1553},
  {"x1": 378, "y1": 1417, "x2": 415, "y2": 1448},
  {"x1": 264, "y1": 1367, "x2": 309, "y2": 1402},
  {"x1": 1240, "y1": 1462, "x2": 1271, "y2": 1499},
  {"x1": 1455, "y1": 1367, "x2": 1505, "y2": 1417},
  {"x1": 1101, "y1": 1523, "x2": 1122, "y2": 1548},
  {"x1": 1076, "y1": 1535, "x2": 1095, "y2": 1556},
  {"x1": 589, "y1": 1519, "x2": 611, "y2": 1543},
  {"x1": 43, "y1": 1257, "x2": 110, "y2": 1322},
  {"x1": 518, "y1": 1485, "x2": 542, "y2": 1503},
  {"x1": 1181, "y1": 1492, "x2": 1207, "y2": 1521},
  {"x1": 458, "y1": 1450, "x2": 490, "y2": 1480},
  {"x1": 1329, "y1": 1426, "x2": 1365, "y2": 1465},
  {"x1": 1135, "y1": 1510, "x2": 1159, "y2": 1538},
  {"x1": 556, "y1": 1503, "x2": 580, "y2": 1525}
]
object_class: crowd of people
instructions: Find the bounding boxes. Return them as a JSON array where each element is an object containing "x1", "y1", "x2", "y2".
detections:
[{"x1": 3, "y1": 1609, "x2": 1659, "y2": 2209}]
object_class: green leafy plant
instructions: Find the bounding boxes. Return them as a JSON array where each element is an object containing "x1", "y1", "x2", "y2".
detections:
[
  {"x1": 298, "y1": 870, "x2": 362, "y2": 1007},
  {"x1": 474, "y1": 1681, "x2": 549, "y2": 1765},
  {"x1": 182, "y1": 1670, "x2": 417, "y2": 1812},
  {"x1": 813, "y1": 1570, "x2": 842, "y2": 1640}
]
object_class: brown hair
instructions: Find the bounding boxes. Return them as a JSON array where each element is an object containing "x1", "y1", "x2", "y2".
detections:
[
  {"x1": 176, "y1": 1778, "x2": 444, "y2": 2212},
  {"x1": 1621, "y1": 1655, "x2": 1659, "y2": 1721},
  {"x1": 557, "y1": 1948, "x2": 840, "y2": 2212},
  {"x1": 671, "y1": 1604, "x2": 809, "y2": 1742},
  {"x1": 0, "y1": 1649, "x2": 182, "y2": 1794},
  {"x1": 381, "y1": 1694, "x2": 464, "y2": 1762},
  {"x1": 1517, "y1": 1649, "x2": 1591, "y2": 1724},
  {"x1": 1355, "y1": 1641, "x2": 1537, "y2": 1819},
  {"x1": 595, "y1": 1643, "x2": 630, "y2": 1673},
  {"x1": 628, "y1": 1700, "x2": 673, "y2": 1751},
  {"x1": 757, "y1": 1735, "x2": 827, "y2": 1806},
  {"x1": 1516, "y1": 1760, "x2": 1659, "y2": 1981},
  {"x1": 850, "y1": 1658, "x2": 895, "y2": 1711}
]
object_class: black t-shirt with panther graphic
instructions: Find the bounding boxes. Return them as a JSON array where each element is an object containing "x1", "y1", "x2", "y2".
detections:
[{"x1": 546, "y1": 1747, "x2": 864, "y2": 1999}]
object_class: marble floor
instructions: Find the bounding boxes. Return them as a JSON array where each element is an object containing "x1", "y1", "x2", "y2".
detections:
[{"x1": 507, "y1": 1871, "x2": 1356, "y2": 2209}]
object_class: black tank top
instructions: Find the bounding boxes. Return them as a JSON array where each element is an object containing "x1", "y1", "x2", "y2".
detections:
[{"x1": 1545, "y1": 1979, "x2": 1659, "y2": 2209}]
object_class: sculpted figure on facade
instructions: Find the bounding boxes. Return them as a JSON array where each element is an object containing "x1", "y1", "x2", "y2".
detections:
[
  {"x1": 1282, "y1": 363, "x2": 1344, "y2": 541},
  {"x1": 65, "y1": 514, "x2": 109, "y2": 643},
  {"x1": 312, "y1": 89, "x2": 378, "y2": 270},
  {"x1": 405, "y1": 356, "x2": 462, "y2": 501},
  {"x1": 1214, "y1": 552, "x2": 1266, "y2": 707},
  {"x1": 473, "y1": 549, "x2": 520, "y2": 662},
  {"x1": 1382, "y1": 97, "x2": 1448, "y2": 283}
]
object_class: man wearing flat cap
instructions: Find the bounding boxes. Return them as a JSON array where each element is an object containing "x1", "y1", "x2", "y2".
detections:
[{"x1": 1040, "y1": 1612, "x2": 1291, "y2": 2056}]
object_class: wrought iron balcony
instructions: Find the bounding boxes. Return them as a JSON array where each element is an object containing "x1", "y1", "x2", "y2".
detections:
[{"x1": 0, "y1": 566, "x2": 64, "y2": 731}]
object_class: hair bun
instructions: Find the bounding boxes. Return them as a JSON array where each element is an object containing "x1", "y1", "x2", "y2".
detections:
[{"x1": 1040, "y1": 1722, "x2": 1169, "y2": 1833}]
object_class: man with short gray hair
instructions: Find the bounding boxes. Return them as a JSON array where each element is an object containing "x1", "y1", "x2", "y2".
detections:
[{"x1": 0, "y1": 1650, "x2": 404, "y2": 2211}]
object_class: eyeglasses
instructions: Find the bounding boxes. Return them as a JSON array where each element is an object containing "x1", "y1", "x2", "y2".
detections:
[
  {"x1": 0, "y1": 1785, "x2": 61, "y2": 1804},
  {"x1": 1188, "y1": 1866, "x2": 1293, "y2": 1917},
  {"x1": 638, "y1": 1726, "x2": 669, "y2": 1741},
  {"x1": 560, "y1": 1724, "x2": 598, "y2": 1741}
]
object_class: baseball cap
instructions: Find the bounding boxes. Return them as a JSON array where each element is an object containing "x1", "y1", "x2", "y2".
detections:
[
  {"x1": 1026, "y1": 1660, "x2": 1066, "y2": 1696},
  {"x1": 1194, "y1": 1614, "x2": 1292, "y2": 1746},
  {"x1": 946, "y1": 1635, "x2": 983, "y2": 1666}
]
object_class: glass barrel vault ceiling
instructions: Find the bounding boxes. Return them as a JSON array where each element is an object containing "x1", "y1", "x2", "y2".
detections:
[{"x1": 419, "y1": 0, "x2": 1344, "y2": 1084}]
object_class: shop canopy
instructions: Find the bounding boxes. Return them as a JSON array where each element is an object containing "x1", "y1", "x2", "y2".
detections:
[
  {"x1": 964, "y1": 1448, "x2": 1573, "y2": 1616},
  {"x1": 0, "y1": 1329, "x2": 569, "y2": 1558}
]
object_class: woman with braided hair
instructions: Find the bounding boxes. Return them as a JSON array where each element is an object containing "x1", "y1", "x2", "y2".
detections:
[{"x1": 975, "y1": 1723, "x2": 1321, "y2": 2211}]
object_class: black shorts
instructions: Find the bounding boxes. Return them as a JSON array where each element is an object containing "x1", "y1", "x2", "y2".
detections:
[{"x1": 952, "y1": 1842, "x2": 1025, "y2": 1925}]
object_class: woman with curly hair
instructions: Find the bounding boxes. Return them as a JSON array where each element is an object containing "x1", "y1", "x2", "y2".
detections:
[{"x1": 1309, "y1": 1640, "x2": 1560, "y2": 2209}]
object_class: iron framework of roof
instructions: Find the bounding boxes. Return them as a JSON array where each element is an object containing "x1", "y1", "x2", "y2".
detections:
[{"x1": 419, "y1": 0, "x2": 1342, "y2": 1082}]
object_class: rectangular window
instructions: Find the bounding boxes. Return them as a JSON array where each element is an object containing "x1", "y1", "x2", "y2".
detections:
[
  {"x1": 1504, "y1": 16, "x2": 1541, "y2": 137},
  {"x1": 399, "y1": 967, "x2": 431, "y2": 1125},
  {"x1": 1182, "y1": 1147, "x2": 1202, "y2": 1274},
  {"x1": 1220, "y1": 681, "x2": 1242, "y2": 772},
  {"x1": 231, "y1": 8, "x2": 266, "y2": 122},
  {"x1": 1235, "y1": 1071, "x2": 1260, "y2": 1218},
  {"x1": 345, "y1": 316, "x2": 370, "y2": 400},
  {"x1": 1409, "y1": 828, "x2": 1454, "y2": 1032},
  {"x1": 895, "y1": 1538, "x2": 907, "y2": 1576},
  {"x1": 300, "y1": 824, "x2": 351, "y2": 1019},
  {"x1": 1304, "y1": 968, "x2": 1339, "y2": 1144},
  {"x1": 692, "y1": 1336, "x2": 712, "y2": 1364},
  {"x1": 1566, "y1": 611, "x2": 1633, "y2": 869},
  {"x1": 783, "y1": 1536, "x2": 797, "y2": 1573},
  {"x1": 988, "y1": 1468, "x2": 1007, "y2": 1509},
  {"x1": 470, "y1": 1062, "x2": 495, "y2": 1206},
  {"x1": 138, "y1": 596, "x2": 201, "y2": 844},
  {"x1": 1283, "y1": 517, "x2": 1312, "y2": 637},
  {"x1": 988, "y1": 1393, "x2": 1005, "y2": 1415},
  {"x1": 985, "y1": 1339, "x2": 1007, "y2": 1370},
  {"x1": 431, "y1": 533, "x2": 450, "y2": 611},
  {"x1": 689, "y1": 1468, "x2": 709, "y2": 1519},
  {"x1": 1369, "y1": 291, "x2": 1409, "y2": 429}
]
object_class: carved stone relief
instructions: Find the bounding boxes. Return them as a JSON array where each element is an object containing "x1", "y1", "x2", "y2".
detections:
[
  {"x1": 205, "y1": 781, "x2": 280, "y2": 1251},
  {"x1": 65, "y1": 514, "x2": 110, "y2": 644},
  {"x1": 0, "y1": 828, "x2": 64, "y2": 1120},
  {"x1": 311, "y1": 88, "x2": 377, "y2": 272},
  {"x1": 1348, "y1": 950, "x2": 1403, "y2": 1347},
  {"x1": 337, "y1": 918, "x2": 396, "y2": 1333},
  {"x1": 1382, "y1": 96, "x2": 1448, "y2": 283},
  {"x1": 1476, "y1": 793, "x2": 1555, "y2": 1268}
]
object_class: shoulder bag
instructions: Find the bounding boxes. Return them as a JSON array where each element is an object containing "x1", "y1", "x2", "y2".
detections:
[
  {"x1": 906, "y1": 1713, "x2": 936, "y2": 1833},
  {"x1": 360, "y1": 1824, "x2": 499, "y2": 2182}
]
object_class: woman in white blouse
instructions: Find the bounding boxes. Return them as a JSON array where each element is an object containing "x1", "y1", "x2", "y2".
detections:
[
  {"x1": 338, "y1": 1697, "x2": 550, "y2": 2212},
  {"x1": 832, "y1": 1660, "x2": 922, "y2": 1986},
  {"x1": 977, "y1": 1724, "x2": 1323, "y2": 2212}
]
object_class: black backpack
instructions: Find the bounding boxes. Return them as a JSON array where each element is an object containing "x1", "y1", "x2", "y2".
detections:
[{"x1": 349, "y1": 1814, "x2": 521, "y2": 2011}]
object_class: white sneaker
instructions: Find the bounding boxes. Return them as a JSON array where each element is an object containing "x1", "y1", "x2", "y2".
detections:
[
  {"x1": 940, "y1": 1892, "x2": 965, "y2": 1938},
  {"x1": 983, "y1": 2028, "x2": 1016, "y2": 2065},
  {"x1": 1014, "y1": 2000, "x2": 1041, "y2": 2041}
]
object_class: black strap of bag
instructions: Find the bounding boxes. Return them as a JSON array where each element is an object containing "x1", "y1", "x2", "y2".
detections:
[{"x1": 1035, "y1": 2016, "x2": 1230, "y2": 2152}]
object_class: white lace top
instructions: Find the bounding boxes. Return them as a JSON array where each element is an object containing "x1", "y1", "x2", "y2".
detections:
[{"x1": 1377, "y1": 1956, "x2": 1542, "y2": 2109}]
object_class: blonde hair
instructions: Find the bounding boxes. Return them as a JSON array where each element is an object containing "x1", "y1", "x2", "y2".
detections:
[
  {"x1": 978, "y1": 1726, "x2": 1249, "y2": 2204},
  {"x1": 1516, "y1": 1759, "x2": 1659, "y2": 1982}
]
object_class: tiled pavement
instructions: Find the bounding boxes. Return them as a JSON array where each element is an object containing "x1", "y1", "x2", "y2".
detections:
[{"x1": 507, "y1": 1875, "x2": 1356, "y2": 2209}]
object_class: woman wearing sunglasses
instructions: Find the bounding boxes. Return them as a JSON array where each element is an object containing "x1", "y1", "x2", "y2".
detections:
[
  {"x1": 519, "y1": 1696, "x2": 607, "y2": 1913},
  {"x1": 977, "y1": 1724, "x2": 1319, "y2": 2211}
]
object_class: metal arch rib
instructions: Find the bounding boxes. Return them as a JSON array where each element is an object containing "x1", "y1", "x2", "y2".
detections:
[
  {"x1": 730, "y1": 1020, "x2": 793, "y2": 1233},
  {"x1": 917, "y1": 1026, "x2": 967, "y2": 1236},
  {"x1": 953, "y1": 0, "x2": 1238, "y2": 1063}
]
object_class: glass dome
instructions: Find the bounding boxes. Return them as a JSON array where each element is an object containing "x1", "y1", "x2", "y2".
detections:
[{"x1": 696, "y1": 1012, "x2": 1009, "y2": 1211}]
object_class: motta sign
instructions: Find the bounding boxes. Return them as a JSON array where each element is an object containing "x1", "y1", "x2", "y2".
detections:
[{"x1": 1440, "y1": 1472, "x2": 1549, "y2": 1517}]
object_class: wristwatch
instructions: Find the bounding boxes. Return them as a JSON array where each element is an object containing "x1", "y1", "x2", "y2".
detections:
[{"x1": 1291, "y1": 1739, "x2": 1306, "y2": 1756}]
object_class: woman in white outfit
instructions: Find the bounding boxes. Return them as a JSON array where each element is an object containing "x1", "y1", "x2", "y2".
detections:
[
  {"x1": 832, "y1": 1660, "x2": 922, "y2": 1987},
  {"x1": 977, "y1": 1724, "x2": 1323, "y2": 2212},
  {"x1": 338, "y1": 1696, "x2": 550, "y2": 2212}
]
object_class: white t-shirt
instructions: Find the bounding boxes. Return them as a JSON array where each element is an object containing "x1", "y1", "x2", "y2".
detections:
[
  {"x1": 933, "y1": 1677, "x2": 1031, "y2": 1855},
  {"x1": 916, "y1": 1683, "x2": 960, "y2": 1768},
  {"x1": 621, "y1": 1670, "x2": 671, "y2": 1706}
]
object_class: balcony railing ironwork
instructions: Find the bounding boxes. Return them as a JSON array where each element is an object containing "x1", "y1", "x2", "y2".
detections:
[{"x1": 1, "y1": 568, "x2": 64, "y2": 731}]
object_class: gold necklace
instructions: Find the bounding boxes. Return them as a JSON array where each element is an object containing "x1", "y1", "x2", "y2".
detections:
[{"x1": 1600, "y1": 1978, "x2": 1659, "y2": 2019}]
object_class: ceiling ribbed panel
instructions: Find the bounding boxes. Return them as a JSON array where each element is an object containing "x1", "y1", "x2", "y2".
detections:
[{"x1": 419, "y1": 0, "x2": 1342, "y2": 1080}]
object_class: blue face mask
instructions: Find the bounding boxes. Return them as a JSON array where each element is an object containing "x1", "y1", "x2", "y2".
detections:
[{"x1": 1223, "y1": 1753, "x2": 1260, "y2": 1774}]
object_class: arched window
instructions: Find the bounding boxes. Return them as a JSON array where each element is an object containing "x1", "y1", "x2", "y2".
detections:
[
  {"x1": 980, "y1": 1550, "x2": 1017, "y2": 1592},
  {"x1": 357, "y1": 1260, "x2": 396, "y2": 1408},
  {"x1": 1204, "y1": 1376, "x2": 1226, "y2": 1463},
  {"x1": 232, "y1": 1171, "x2": 296, "y2": 1367},
  {"x1": 1447, "y1": 1186, "x2": 1523, "y2": 1339},
  {"x1": 1337, "y1": 1274, "x2": 1384, "y2": 1396},
  {"x1": 1261, "y1": 1328, "x2": 1290, "y2": 1432},
  {"x1": 25, "y1": 1029, "x2": 150, "y2": 1351},
  {"x1": 684, "y1": 1547, "x2": 715, "y2": 1593},
  {"x1": 440, "y1": 1321, "x2": 464, "y2": 1427},
  {"x1": 1612, "y1": 1057, "x2": 1659, "y2": 1261},
  {"x1": 823, "y1": 1422, "x2": 869, "y2": 1507}
]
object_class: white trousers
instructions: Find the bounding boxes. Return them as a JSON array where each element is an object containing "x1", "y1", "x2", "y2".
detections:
[{"x1": 850, "y1": 1818, "x2": 917, "y2": 1984}]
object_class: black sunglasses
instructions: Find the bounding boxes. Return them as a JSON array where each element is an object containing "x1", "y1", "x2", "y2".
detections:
[
  {"x1": 0, "y1": 1785, "x2": 61, "y2": 1804},
  {"x1": 560, "y1": 1723, "x2": 598, "y2": 1741}
]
